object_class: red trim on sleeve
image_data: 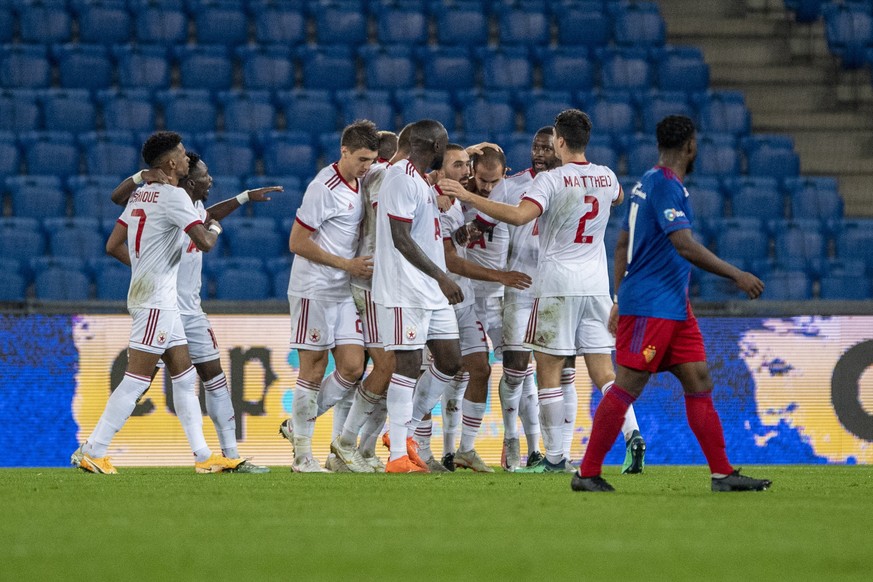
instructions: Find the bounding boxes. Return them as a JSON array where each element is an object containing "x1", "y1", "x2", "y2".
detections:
[
  {"x1": 295, "y1": 217, "x2": 316, "y2": 231},
  {"x1": 521, "y1": 196, "x2": 544, "y2": 217},
  {"x1": 434, "y1": 185, "x2": 444, "y2": 196},
  {"x1": 183, "y1": 220, "x2": 203, "y2": 233},
  {"x1": 117, "y1": 219, "x2": 128, "y2": 227},
  {"x1": 388, "y1": 213, "x2": 413, "y2": 223},
  {"x1": 442, "y1": 237, "x2": 454, "y2": 242},
  {"x1": 475, "y1": 214, "x2": 496, "y2": 227}
]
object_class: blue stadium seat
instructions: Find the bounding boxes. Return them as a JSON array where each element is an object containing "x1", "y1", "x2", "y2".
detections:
[
  {"x1": 156, "y1": 89, "x2": 218, "y2": 134},
  {"x1": 478, "y1": 47, "x2": 533, "y2": 91},
  {"x1": 223, "y1": 217, "x2": 283, "y2": 258},
  {"x1": 32, "y1": 257, "x2": 92, "y2": 301},
  {"x1": 420, "y1": 47, "x2": 476, "y2": 91},
  {"x1": 639, "y1": 91, "x2": 695, "y2": 133},
  {"x1": 0, "y1": 6, "x2": 13, "y2": 44},
  {"x1": 45, "y1": 217, "x2": 104, "y2": 259},
  {"x1": 266, "y1": 255, "x2": 292, "y2": 298},
  {"x1": 556, "y1": 1, "x2": 611, "y2": 47},
  {"x1": 252, "y1": 1, "x2": 306, "y2": 45},
  {"x1": 396, "y1": 89, "x2": 457, "y2": 130},
  {"x1": 260, "y1": 131, "x2": 318, "y2": 179},
  {"x1": 694, "y1": 133, "x2": 739, "y2": 179},
  {"x1": 176, "y1": 45, "x2": 234, "y2": 92},
  {"x1": 436, "y1": 3, "x2": 488, "y2": 45},
  {"x1": 194, "y1": 0, "x2": 248, "y2": 45},
  {"x1": 625, "y1": 134, "x2": 659, "y2": 177},
  {"x1": 784, "y1": 0, "x2": 827, "y2": 24},
  {"x1": 0, "y1": 132, "x2": 21, "y2": 182},
  {"x1": 459, "y1": 90, "x2": 516, "y2": 135},
  {"x1": 134, "y1": 4, "x2": 188, "y2": 44},
  {"x1": 20, "y1": 131, "x2": 80, "y2": 178},
  {"x1": 40, "y1": 89, "x2": 96, "y2": 133},
  {"x1": 819, "y1": 271, "x2": 872, "y2": 300},
  {"x1": 277, "y1": 90, "x2": 339, "y2": 135},
  {"x1": 0, "y1": 45, "x2": 51, "y2": 88},
  {"x1": 498, "y1": 133, "x2": 534, "y2": 175},
  {"x1": 213, "y1": 266, "x2": 271, "y2": 300},
  {"x1": 209, "y1": 175, "x2": 242, "y2": 202},
  {"x1": 218, "y1": 90, "x2": 276, "y2": 133},
  {"x1": 771, "y1": 218, "x2": 826, "y2": 275},
  {"x1": 19, "y1": 0, "x2": 72, "y2": 43},
  {"x1": 0, "y1": 258, "x2": 27, "y2": 301},
  {"x1": 195, "y1": 132, "x2": 257, "y2": 177},
  {"x1": 730, "y1": 176, "x2": 784, "y2": 220},
  {"x1": 114, "y1": 45, "x2": 171, "y2": 90},
  {"x1": 69, "y1": 175, "x2": 127, "y2": 221},
  {"x1": 238, "y1": 46, "x2": 295, "y2": 91},
  {"x1": 298, "y1": 45, "x2": 357, "y2": 91},
  {"x1": 713, "y1": 218, "x2": 769, "y2": 263},
  {"x1": 0, "y1": 217, "x2": 45, "y2": 266},
  {"x1": 785, "y1": 176, "x2": 843, "y2": 221},
  {"x1": 685, "y1": 176, "x2": 725, "y2": 220},
  {"x1": 53, "y1": 44, "x2": 113, "y2": 91},
  {"x1": 697, "y1": 271, "x2": 748, "y2": 301},
  {"x1": 361, "y1": 45, "x2": 416, "y2": 91},
  {"x1": 97, "y1": 89, "x2": 156, "y2": 133},
  {"x1": 336, "y1": 89, "x2": 396, "y2": 131},
  {"x1": 537, "y1": 47, "x2": 596, "y2": 92},
  {"x1": 377, "y1": 6, "x2": 428, "y2": 44},
  {"x1": 764, "y1": 270, "x2": 812, "y2": 300},
  {"x1": 518, "y1": 90, "x2": 575, "y2": 133},
  {"x1": 315, "y1": 3, "x2": 368, "y2": 45},
  {"x1": 89, "y1": 256, "x2": 131, "y2": 300},
  {"x1": 0, "y1": 90, "x2": 41, "y2": 132},
  {"x1": 76, "y1": 0, "x2": 132, "y2": 45},
  {"x1": 598, "y1": 48, "x2": 653, "y2": 92},
  {"x1": 80, "y1": 131, "x2": 140, "y2": 176},
  {"x1": 696, "y1": 91, "x2": 751, "y2": 137},
  {"x1": 742, "y1": 134, "x2": 800, "y2": 180},
  {"x1": 613, "y1": 1, "x2": 666, "y2": 47},
  {"x1": 823, "y1": 3, "x2": 873, "y2": 69},
  {"x1": 835, "y1": 218, "x2": 873, "y2": 272},
  {"x1": 498, "y1": 6, "x2": 549, "y2": 46},
  {"x1": 656, "y1": 46, "x2": 710, "y2": 93},
  {"x1": 585, "y1": 135, "x2": 620, "y2": 171},
  {"x1": 245, "y1": 175, "x2": 304, "y2": 222},
  {"x1": 586, "y1": 92, "x2": 637, "y2": 138}
]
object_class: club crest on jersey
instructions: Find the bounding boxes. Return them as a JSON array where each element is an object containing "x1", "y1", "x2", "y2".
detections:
[
  {"x1": 643, "y1": 345, "x2": 657, "y2": 363},
  {"x1": 156, "y1": 331, "x2": 167, "y2": 345},
  {"x1": 308, "y1": 328, "x2": 322, "y2": 343},
  {"x1": 663, "y1": 208, "x2": 686, "y2": 222},
  {"x1": 405, "y1": 326, "x2": 417, "y2": 341}
]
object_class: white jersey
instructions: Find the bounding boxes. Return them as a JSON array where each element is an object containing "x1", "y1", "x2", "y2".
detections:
[
  {"x1": 522, "y1": 162, "x2": 621, "y2": 297},
  {"x1": 487, "y1": 168, "x2": 539, "y2": 302},
  {"x1": 118, "y1": 182, "x2": 203, "y2": 310},
  {"x1": 288, "y1": 163, "x2": 363, "y2": 302},
  {"x1": 440, "y1": 199, "x2": 475, "y2": 310},
  {"x1": 176, "y1": 200, "x2": 207, "y2": 315},
  {"x1": 463, "y1": 200, "x2": 509, "y2": 299},
  {"x1": 372, "y1": 159, "x2": 448, "y2": 310},
  {"x1": 352, "y1": 161, "x2": 388, "y2": 291}
]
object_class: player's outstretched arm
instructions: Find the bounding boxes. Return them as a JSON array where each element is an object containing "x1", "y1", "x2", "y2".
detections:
[
  {"x1": 442, "y1": 238, "x2": 531, "y2": 290},
  {"x1": 110, "y1": 169, "x2": 170, "y2": 206},
  {"x1": 105, "y1": 222, "x2": 131, "y2": 267},
  {"x1": 668, "y1": 229, "x2": 764, "y2": 299},
  {"x1": 438, "y1": 179, "x2": 538, "y2": 226},
  {"x1": 288, "y1": 220, "x2": 373, "y2": 279},
  {"x1": 391, "y1": 218, "x2": 462, "y2": 304},
  {"x1": 206, "y1": 186, "x2": 282, "y2": 222}
]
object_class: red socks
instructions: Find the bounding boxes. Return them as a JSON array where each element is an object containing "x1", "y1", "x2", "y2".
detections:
[
  {"x1": 684, "y1": 391, "x2": 733, "y2": 475},
  {"x1": 579, "y1": 385, "x2": 636, "y2": 478}
]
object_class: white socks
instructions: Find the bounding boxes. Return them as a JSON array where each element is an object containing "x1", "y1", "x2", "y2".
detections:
[
  {"x1": 332, "y1": 391, "x2": 353, "y2": 441},
  {"x1": 340, "y1": 385, "x2": 382, "y2": 447},
  {"x1": 386, "y1": 373, "x2": 415, "y2": 461},
  {"x1": 519, "y1": 366, "x2": 541, "y2": 454},
  {"x1": 84, "y1": 372, "x2": 151, "y2": 458},
  {"x1": 561, "y1": 367, "x2": 577, "y2": 460},
  {"x1": 459, "y1": 399, "x2": 486, "y2": 453},
  {"x1": 413, "y1": 418, "x2": 433, "y2": 461},
  {"x1": 441, "y1": 371, "x2": 468, "y2": 455},
  {"x1": 411, "y1": 364, "x2": 455, "y2": 425},
  {"x1": 172, "y1": 366, "x2": 211, "y2": 462},
  {"x1": 358, "y1": 395, "x2": 387, "y2": 456},
  {"x1": 538, "y1": 387, "x2": 564, "y2": 464},
  {"x1": 317, "y1": 370, "x2": 357, "y2": 416},
  {"x1": 204, "y1": 372, "x2": 238, "y2": 459},
  {"x1": 291, "y1": 378, "x2": 320, "y2": 460}
]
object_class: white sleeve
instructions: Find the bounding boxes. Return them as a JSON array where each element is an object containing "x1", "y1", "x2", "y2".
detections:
[
  {"x1": 295, "y1": 181, "x2": 335, "y2": 232},
  {"x1": 521, "y1": 171, "x2": 553, "y2": 216},
  {"x1": 163, "y1": 186, "x2": 203, "y2": 233},
  {"x1": 382, "y1": 174, "x2": 417, "y2": 223}
]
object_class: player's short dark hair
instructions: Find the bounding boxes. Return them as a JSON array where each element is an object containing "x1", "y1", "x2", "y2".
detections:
[
  {"x1": 471, "y1": 146, "x2": 506, "y2": 170},
  {"x1": 445, "y1": 143, "x2": 465, "y2": 153},
  {"x1": 142, "y1": 131, "x2": 182, "y2": 167},
  {"x1": 656, "y1": 115, "x2": 696, "y2": 150},
  {"x1": 535, "y1": 126, "x2": 555, "y2": 138},
  {"x1": 185, "y1": 151, "x2": 205, "y2": 179},
  {"x1": 554, "y1": 109, "x2": 591, "y2": 152},
  {"x1": 341, "y1": 119, "x2": 380, "y2": 152},
  {"x1": 377, "y1": 131, "x2": 398, "y2": 160}
]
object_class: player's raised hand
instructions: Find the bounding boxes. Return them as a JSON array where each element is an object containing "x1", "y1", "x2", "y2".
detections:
[
  {"x1": 608, "y1": 303, "x2": 619, "y2": 336},
  {"x1": 466, "y1": 142, "x2": 504, "y2": 156},
  {"x1": 142, "y1": 168, "x2": 170, "y2": 184},
  {"x1": 500, "y1": 270, "x2": 532, "y2": 290},
  {"x1": 346, "y1": 255, "x2": 374, "y2": 279},
  {"x1": 247, "y1": 185, "x2": 283, "y2": 202},
  {"x1": 735, "y1": 271, "x2": 764, "y2": 299},
  {"x1": 438, "y1": 179, "x2": 473, "y2": 202},
  {"x1": 438, "y1": 277, "x2": 464, "y2": 305}
]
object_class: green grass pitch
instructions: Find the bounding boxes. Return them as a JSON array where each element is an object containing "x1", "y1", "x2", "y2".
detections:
[{"x1": 1, "y1": 465, "x2": 870, "y2": 581}]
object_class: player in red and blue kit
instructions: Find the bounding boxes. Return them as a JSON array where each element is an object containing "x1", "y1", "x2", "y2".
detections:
[{"x1": 572, "y1": 115, "x2": 772, "y2": 493}]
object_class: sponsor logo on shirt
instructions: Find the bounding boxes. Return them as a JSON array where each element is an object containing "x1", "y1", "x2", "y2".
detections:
[{"x1": 663, "y1": 208, "x2": 686, "y2": 222}]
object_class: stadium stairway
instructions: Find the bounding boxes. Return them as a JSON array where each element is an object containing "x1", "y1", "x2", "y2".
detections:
[{"x1": 662, "y1": 0, "x2": 873, "y2": 218}]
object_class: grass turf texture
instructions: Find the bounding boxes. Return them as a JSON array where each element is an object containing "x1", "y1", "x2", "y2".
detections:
[{"x1": 1, "y1": 465, "x2": 869, "y2": 581}]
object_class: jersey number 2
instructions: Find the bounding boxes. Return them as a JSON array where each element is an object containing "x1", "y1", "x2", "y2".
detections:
[
  {"x1": 573, "y1": 196, "x2": 599, "y2": 244},
  {"x1": 131, "y1": 208, "x2": 147, "y2": 258}
]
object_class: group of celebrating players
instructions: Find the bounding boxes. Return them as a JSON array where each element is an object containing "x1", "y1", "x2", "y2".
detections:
[{"x1": 72, "y1": 108, "x2": 773, "y2": 493}]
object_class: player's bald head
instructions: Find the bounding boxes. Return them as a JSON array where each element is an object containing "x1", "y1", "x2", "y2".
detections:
[
  {"x1": 409, "y1": 119, "x2": 449, "y2": 170},
  {"x1": 396, "y1": 124, "x2": 413, "y2": 156}
]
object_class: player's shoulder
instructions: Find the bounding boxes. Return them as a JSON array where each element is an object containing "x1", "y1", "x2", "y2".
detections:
[
  {"x1": 645, "y1": 167, "x2": 684, "y2": 194},
  {"x1": 506, "y1": 168, "x2": 534, "y2": 182}
]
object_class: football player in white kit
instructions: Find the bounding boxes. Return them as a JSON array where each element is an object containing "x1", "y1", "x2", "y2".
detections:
[
  {"x1": 72, "y1": 131, "x2": 231, "y2": 474},
  {"x1": 281, "y1": 120, "x2": 380, "y2": 472},
  {"x1": 372, "y1": 119, "x2": 464, "y2": 473},
  {"x1": 107, "y1": 152, "x2": 282, "y2": 473},
  {"x1": 441, "y1": 109, "x2": 644, "y2": 473}
]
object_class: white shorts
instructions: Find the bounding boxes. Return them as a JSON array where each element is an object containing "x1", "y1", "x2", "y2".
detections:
[
  {"x1": 475, "y1": 296, "x2": 504, "y2": 359},
  {"x1": 129, "y1": 307, "x2": 187, "y2": 355},
  {"x1": 375, "y1": 304, "x2": 460, "y2": 351},
  {"x1": 454, "y1": 303, "x2": 489, "y2": 356},
  {"x1": 181, "y1": 311, "x2": 220, "y2": 364},
  {"x1": 351, "y1": 285, "x2": 383, "y2": 349},
  {"x1": 289, "y1": 295, "x2": 363, "y2": 350},
  {"x1": 524, "y1": 295, "x2": 615, "y2": 357},
  {"x1": 503, "y1": 296, "x2": 535, "y2": 353}
]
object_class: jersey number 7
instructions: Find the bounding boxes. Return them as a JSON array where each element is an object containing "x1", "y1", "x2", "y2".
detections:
[{"x1": 131, "y1": 208, "x2": 147, "y2": 258}]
